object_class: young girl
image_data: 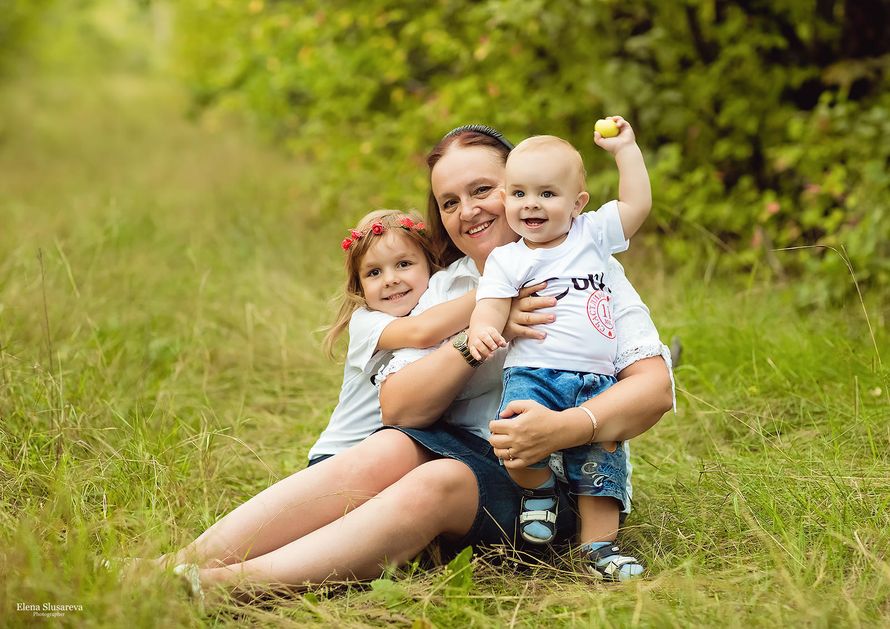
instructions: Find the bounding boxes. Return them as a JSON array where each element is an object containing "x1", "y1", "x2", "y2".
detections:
[
  {"x1": 123, "y1": 210, "x2": 472, "y2": 602},
  {"x1": 307, "y1": 209, "x2": 476, "y2": 464}
]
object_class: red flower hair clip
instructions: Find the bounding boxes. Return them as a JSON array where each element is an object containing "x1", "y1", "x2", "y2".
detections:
[
  {"x1": 399, "y1": 217, "x2": 426, "y2": 234},
  {"x1": 341, "y1": 228, "x2": 365, "y2": 251},
  {"x1": 341, "y1": 216, "x2": 426, "y2": 252}
]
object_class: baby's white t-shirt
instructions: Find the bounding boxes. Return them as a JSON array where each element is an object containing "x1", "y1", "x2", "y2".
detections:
[
  {"x1": 307, "y1": 307, "x2": 395, "y2": 459},
  {"x1": 476, "y1": 200, "x2": 628, "y2": 375}
]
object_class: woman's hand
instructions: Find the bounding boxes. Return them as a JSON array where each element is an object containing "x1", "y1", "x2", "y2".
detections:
[
  {"x1": 489, "y1": 356, "x2": 673, "y2": 465},
  {"x1": 489, "y1": 400, "x2": 589, "y2": 469},
  {"x1": 503, "y1": 282, "x2": 556, "y2": 342}
]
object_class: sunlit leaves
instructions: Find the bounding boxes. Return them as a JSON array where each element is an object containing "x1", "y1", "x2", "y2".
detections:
[{"x1": 172, "y1": 0, "x2": 889, "y2": 304}]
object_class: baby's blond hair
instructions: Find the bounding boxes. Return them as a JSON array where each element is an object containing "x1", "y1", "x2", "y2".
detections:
[{"x1": 508, "y1": 135, "x2": 587, "y2": 191}]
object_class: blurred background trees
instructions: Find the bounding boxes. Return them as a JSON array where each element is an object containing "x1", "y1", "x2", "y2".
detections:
[{"x1": 4, "y1": 0, "x2": 889, "y2": 304}]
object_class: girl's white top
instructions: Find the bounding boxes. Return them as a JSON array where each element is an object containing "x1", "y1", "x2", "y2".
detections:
[
  {"x1": 307, "y1": 308, "x2": 395, "y2": 459},
  {"x1": 376, "y1": 254, "x2": 674, "y2": 441}
]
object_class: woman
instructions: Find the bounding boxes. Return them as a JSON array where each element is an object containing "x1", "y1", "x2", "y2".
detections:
[{"x1": 160, "y1": 126, "x2": 673, "y2": 592}]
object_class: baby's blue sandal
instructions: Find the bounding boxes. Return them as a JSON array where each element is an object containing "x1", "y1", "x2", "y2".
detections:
[
  {"x1": 518, "y1": 487, "x2": 559, "y2": 545},
  {"x1": 582, "y1": 542, "x2": 645, "y2": 582}
]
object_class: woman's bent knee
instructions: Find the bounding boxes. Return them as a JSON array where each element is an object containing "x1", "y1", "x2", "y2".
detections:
[{"x1": 392, "y1": 459, "x2": 479, "y2": 536}]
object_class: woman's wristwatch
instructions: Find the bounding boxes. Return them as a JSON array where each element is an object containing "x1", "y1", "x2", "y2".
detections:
[{"x1": 452, "y1": 330, "x2": 482, "y2": 368}]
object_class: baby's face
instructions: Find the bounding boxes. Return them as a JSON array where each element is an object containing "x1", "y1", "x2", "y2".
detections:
[{"x1": 503, "y1": 147, "x2": 586, "y2": 249}]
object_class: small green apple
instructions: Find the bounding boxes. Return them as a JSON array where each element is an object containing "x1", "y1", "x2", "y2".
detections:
[{"x1": 595, "y1": 118, "x2": 619, "y2": 138}]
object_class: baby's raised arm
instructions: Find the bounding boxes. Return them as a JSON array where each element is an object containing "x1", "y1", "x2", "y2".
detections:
[{"x1": 594, "y1": 116, "x2": 652, "y2": 240}]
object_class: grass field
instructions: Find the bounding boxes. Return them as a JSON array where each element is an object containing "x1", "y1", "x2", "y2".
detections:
[{"x1": 1, "y1": 61, "x2": 889, "y2": 627}]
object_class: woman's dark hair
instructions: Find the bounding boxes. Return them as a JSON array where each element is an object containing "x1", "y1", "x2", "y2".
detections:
[{"x1": 426, "y1": 125, "x2": 514, "y2": 266}]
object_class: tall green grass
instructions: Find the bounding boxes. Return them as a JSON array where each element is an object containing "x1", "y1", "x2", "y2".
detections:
[{"x1": 2, "y1": 66, "x2": 888, "y2": 628}]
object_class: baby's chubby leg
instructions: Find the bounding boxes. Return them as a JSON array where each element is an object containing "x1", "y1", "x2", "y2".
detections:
[
  {"x1": 564, "y1": 438, "x2": 643, "y2": 581},
  {"x1": 577, "y1": 495, "x2": 620, "y2": 544},
  {"x1": 498, "y1": 367, "x2": 572, "y2": 545},
  {"x1": 577, "y1": 496, "x2": 643, "y2": 581},
  {"x1": 510, "y1": 463, "x2": 559, "y2": 545},
  {"x1": 507, "y1": 465, "x2": 553, "y2": 489}
]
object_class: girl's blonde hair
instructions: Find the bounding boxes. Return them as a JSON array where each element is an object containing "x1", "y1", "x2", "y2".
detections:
[{"x1": 322, "y1": 209, "x2": 441, "y2": 358}]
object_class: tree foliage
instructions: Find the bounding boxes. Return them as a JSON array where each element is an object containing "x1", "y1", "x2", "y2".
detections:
[
  {"x1": 0, "y1": 0, "x2": 56, "y2": 75},
  {"x1": 142, "y1": 1, "x2": 890, "y2": 300}
]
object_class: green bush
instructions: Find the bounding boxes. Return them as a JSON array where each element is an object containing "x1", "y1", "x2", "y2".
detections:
[
  {"x1": 0, "y1": 0, "x2": 55, "y2": 75},
  {"x1": 171, "y1": 1, "x2": 888, "y2": 302}
]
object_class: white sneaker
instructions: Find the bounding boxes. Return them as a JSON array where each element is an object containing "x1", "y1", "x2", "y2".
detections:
[{"x1": 173, "y1": 563, "x2": 206, "y2": 613}]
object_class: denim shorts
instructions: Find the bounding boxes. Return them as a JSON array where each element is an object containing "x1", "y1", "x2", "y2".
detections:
[
  {"x1": 379, "y1": 424, "x2": 579, "y2": 555},
  {"x1": 498, "y1": 366, "x2": 629, "y2": 511}
]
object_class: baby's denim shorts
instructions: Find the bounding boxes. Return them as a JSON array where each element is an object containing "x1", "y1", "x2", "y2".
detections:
[{"x1": 498, "y1": 366, "x2": 630, "y2": 512}]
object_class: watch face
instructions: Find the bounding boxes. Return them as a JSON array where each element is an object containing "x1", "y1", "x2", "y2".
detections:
[{"x1": 453, "y1": 330, "x2": 468, "y2": 348}]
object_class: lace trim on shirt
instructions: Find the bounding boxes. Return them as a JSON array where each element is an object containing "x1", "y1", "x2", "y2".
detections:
[{"x1": 373, "y1": 356, "x2": 416, "y2": 389}]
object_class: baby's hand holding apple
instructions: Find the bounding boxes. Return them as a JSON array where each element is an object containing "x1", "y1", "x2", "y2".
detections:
[{"x1": 594, "y1": 115, "x2": 637, "y2": 154}]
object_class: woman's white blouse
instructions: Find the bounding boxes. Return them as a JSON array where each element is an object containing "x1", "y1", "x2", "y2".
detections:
[{"x1": 376, "y1": 255, "x2": 675, "y2": 441}]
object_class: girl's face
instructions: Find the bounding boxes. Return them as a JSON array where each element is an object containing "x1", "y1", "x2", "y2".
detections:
[
  {"x1": 430, "y1": 145, "x2": 518, "y2": 270},
  {"x1": 358, "y1": 231, "x2": 431, "y2": 316}
]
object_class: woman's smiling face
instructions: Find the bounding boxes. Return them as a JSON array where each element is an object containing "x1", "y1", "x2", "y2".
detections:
[{"x1": 430, "y1": 145, "x2": 518, "y2": 270}]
